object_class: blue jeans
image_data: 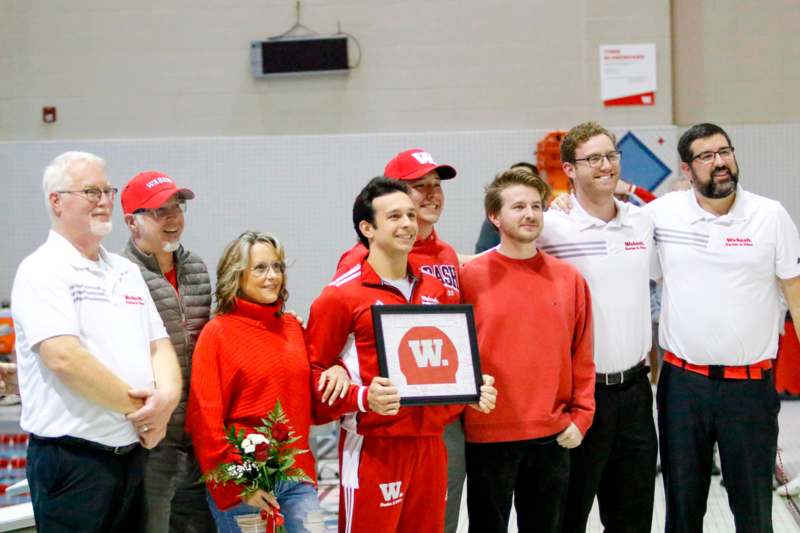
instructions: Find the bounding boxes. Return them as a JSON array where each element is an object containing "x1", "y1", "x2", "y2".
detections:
[{"x1": 207, "y1": 481, "x2": 322, "y2": 533}]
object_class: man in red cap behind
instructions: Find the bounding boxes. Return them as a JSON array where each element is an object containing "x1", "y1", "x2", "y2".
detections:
[
  {"x1": 121, "y1": 171, "x2": 216, "y2": 533},
  {"x1": 333, "y1": 149, "x2": 466, "y2": 532},
  {"x1": 335, "y1": 149, "x2": 460, "y2": 298}
]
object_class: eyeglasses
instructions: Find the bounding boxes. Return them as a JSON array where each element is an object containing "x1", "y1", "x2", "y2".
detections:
[
  {"x1": 135, "y1": 200, "x2": 187, "y2": 219},
  {"x1": 250, "y1": 261, "x2": 286, "y2": 277},
  {"x1": 574, "y1": 151, "x2": 622, "y2": 167},
  {"x1": 57, "y1": 186, "x2": 118, "y2": 203},
  {"x1": 692, "y1": 146, "x2": 735, "y2": 164}
]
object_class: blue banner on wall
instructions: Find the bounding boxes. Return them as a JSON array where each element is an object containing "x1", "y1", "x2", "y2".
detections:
[{"x1": 618, "y1": 132, "x2": 671, "y2": 191}]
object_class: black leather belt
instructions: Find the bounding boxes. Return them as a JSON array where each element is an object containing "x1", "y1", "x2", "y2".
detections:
[
  {"x1": 596, "y1": 361, "x2": 648, "y2": 386},
  {"x1": 31, "y1": 434, "x2": 140, "y2": 455}
]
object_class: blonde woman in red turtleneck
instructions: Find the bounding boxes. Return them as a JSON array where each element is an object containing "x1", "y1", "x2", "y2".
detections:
[{"x1": 186, "y1": 231, "x2": 350, "y2": 533}]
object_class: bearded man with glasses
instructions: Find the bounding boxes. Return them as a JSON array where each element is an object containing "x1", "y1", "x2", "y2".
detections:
[
  {"x1": 647, "y1": 123, "x2": 800, "y2": 532},
  {"x1": 11, "y1": 152, "x2": 181, "y2": 531},
  {"x1": 120, "y1": 171, "x2": 216, "y2": 533}
]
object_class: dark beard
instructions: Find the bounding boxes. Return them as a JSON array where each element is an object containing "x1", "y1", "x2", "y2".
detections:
[{"x1": 697, "y1": 165, "x2": 739, "y2": 199}]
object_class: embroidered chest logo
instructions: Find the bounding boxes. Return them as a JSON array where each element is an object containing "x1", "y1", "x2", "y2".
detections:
[
  {"x1": 420, "y1": 295, "x2": 440, "y2": 305},
  {"x1": 398, "y1": 326, "x2": 458, "y2": 385},
  {"x1": 725, "y1": 237, "x2": 753, "y2": 247},
  {"x1": 624, "y1": 240, "x2": 647, "y2": 251},
  {"x1": 124, "y1": 295, "x2": 145, "y2": 305}
]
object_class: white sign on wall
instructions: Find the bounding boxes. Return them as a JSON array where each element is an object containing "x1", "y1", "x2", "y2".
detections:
[{"x1": 600, "y1": 44, "x2": 656, "y2": 107}]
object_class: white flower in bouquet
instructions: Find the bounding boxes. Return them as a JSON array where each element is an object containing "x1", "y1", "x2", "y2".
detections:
[{"x1": 241, "y1": 433, "x2": 269, "y2": 453}]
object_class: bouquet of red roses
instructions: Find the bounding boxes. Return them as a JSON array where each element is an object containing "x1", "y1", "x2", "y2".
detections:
[{"x1": 205, "y1": 401, "x2": 311, "y2": 533}]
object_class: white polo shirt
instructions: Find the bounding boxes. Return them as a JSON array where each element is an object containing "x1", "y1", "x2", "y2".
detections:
[
  {"x1": 646, "y1": 187, "x2": 800, "y2": 366},
  {"x1": 11, "y1": 230, "x2": 167, "y2": 447},
  {"x1": 538, "y1": 197, "x2": 655, "y2": 374}
]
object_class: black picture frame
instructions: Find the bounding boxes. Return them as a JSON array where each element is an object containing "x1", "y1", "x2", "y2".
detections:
[{"x1": 372, "y1": 304, "x2": 482, "y2": 406}]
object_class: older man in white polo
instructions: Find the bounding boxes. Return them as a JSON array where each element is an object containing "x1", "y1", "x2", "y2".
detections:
[{"x1": 11, "y1": 151, "x2": 181, "y2": 531}]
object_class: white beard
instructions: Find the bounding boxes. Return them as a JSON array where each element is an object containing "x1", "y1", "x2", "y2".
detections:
[
  {"x1": 162, "y1": 240, "x2": 180, "y2": 253},
  {"x1": 90, "y1": 220, "x2": 113, "y2": 236}
]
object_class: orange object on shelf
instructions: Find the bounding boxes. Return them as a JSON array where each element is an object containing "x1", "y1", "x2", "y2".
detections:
[
  {"x1": 536, "y1": 131, "x2": 570, "y2": 196},
  {"x1": 0, "y1": 307, "x2": 14, "y2": 354}
]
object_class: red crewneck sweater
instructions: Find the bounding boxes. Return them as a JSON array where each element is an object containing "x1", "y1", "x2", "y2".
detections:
[
  {"x1": 460, "y1": 249, "x2": 596, "y2": 443},
  {"x1": 186, "y1": 298, "x2": 325, "y2": 510}
]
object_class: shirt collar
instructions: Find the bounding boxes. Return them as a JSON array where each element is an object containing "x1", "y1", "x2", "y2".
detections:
[
  {"x1": 686, "y1": 185, "x2": 750, "y2": 224},
  {"x1": 230, "y1": 297, "x2": 283, "y2": 327},
  {"x1": 47, "y1": 230, "x2": 115, "y2": 272},
  {"x1": 360, "y1": 257, "x2": 418, "y2": 287},
  {"x1": 569, "y1": 194, "x2": 632, "y2": 230}
]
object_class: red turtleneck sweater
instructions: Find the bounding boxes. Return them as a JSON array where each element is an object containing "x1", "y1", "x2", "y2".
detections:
[{"x1": 186, "y1": 298, "x2": 327, "y2": 510}]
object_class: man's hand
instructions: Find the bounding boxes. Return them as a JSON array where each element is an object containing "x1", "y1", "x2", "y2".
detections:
[
  {"x1": 138, "y1": 424, "x2": 167, "y2": 449},
  {"x1": 549, "y1": 193, "x2": 573, "y2": 213},
  {"x1": 469, "y1": 374, "x2": 497, "y2": 413},
  {"x1": 556, "y1": 422, "x2": 583, "y2": 449},
  {"x1": 285, "y1": 309, "x2": 304, "y2": 327},
  {"x1": 367, "y1": 377, "x2": 400, "y2": 416},
  {"x1": 0, "y1": 363, "x2": 18, "y2": 395},
  {"x1": 614, "y1": 179, "x2": 633, "y2": 196},
  {"x1": 126, "y1": 388, "x2": 177, "y2": 434},
  {"x1": 318, "y1": 365, "x2": 351, "y2": 405}
]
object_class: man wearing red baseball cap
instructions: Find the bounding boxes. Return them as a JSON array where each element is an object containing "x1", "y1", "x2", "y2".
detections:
[
  {"x1": 335, "y1": 149, "x2": 460, "y2": 298},
  {"x1": 334, "y1": 149, "x2": 466, "y2": 532},
  {"x1": 120, "y1": 171, "x2": 215, "y2": 533}
]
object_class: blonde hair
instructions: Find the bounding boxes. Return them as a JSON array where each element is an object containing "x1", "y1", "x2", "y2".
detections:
[{"x1": 214, "y1": 231, "x2": 288, "y2": 315}]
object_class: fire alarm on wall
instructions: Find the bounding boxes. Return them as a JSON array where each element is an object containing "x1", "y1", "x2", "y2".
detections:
[{"x1": 43, "y1": 107, "x2": 57, "y2": 123}]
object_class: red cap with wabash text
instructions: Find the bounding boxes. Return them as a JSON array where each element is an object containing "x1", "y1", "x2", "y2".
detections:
[{"x1": 121, "y1": 171, "x2": 195, "y2": 214}]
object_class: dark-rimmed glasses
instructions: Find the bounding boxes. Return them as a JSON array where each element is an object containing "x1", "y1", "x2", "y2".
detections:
[
  {"x1": 56, "y1": 186, "x2": 118, "y2": 203},
  {"x1": 692, "y1": 147, "x2": 735, "y2": 164},
  {"x1": 574, "y1": 151, "x2": 622, "y2": 167}
]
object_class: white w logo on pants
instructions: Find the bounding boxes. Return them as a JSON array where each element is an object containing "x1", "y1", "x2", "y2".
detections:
[{"x1": 379, "y1": 481, "x2": 402, "y2": 501}]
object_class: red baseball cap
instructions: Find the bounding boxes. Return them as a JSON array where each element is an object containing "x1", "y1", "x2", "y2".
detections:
[
  {"x1": 121, "y1": 171, "x2": 195, "y2": 214},
  {"x1": 383, "y1": 149, "x2": 457, "y2": 181}
]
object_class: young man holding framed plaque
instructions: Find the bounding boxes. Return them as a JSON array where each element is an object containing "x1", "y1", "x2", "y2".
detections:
[
  {"x1": 333, "y1": 148, "x2": 466, "y2": 531},
  {"x1": 306, "y1": 177, "x2": 496, "y2": 533}
]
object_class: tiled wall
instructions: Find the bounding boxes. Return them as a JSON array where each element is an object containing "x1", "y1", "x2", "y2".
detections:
[{"x1": 0, "y1": 1, "x2": 672, "y2": 140}]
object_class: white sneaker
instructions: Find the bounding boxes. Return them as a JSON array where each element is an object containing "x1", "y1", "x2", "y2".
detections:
[
  {"x1": 775, "y1": 476, "x2": 800, "y2": 497},
  {"x1": 0, "y1": 394, "x2": 20, "y2": 406}
]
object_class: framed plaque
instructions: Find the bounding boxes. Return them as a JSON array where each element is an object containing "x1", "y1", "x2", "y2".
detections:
[{"x1": 372, "y1": 304, "x2": 482, "y2": 406}]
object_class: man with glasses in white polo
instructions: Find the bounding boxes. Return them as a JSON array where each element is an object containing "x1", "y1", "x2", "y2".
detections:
[
  {"x1": 11, "y1": 152, "x2": 181, "y2": 531},
  {"x1": 648, "y1": 123, "x2": 800, "y2": 532},
  {"x1": 540, "y1": 122, "x2": 658, "y2": 533},
  {"x1": 121, "y1": 171, "x2": 215, "y2": 532}
]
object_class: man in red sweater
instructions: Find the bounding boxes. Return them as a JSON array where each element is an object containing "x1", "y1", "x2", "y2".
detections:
[
  {"x1": 460, "y1": 168, "x2": 595, "y2": 533},
  {"x1": 306, "y1": 177, "x2": 497, "y2": 533}
]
